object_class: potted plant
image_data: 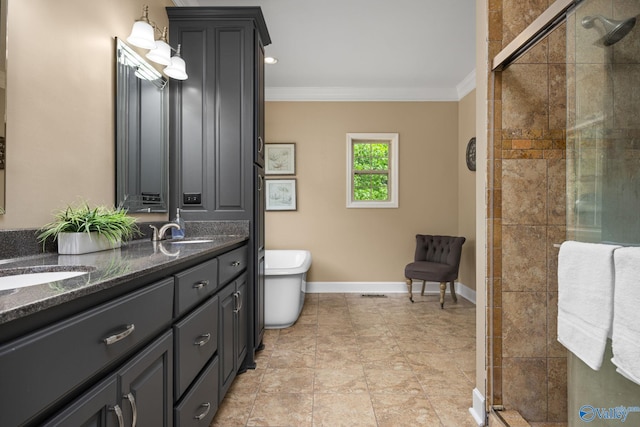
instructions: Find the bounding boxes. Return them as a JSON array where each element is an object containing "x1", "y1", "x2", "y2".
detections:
[{"x1": 38, "y1": 203, "x2": 141, "y2": 255}]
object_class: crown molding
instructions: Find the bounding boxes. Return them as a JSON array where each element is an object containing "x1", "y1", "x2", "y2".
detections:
[
  {"x1": 265, "y1": 86, "x2": 460, "y2": 102},
  {"x1": 456, "y1": 69, "x2": 477, "y2": 99},
  {"x1": 266, "y1": 70, "x2": 477, "y2": 102}
]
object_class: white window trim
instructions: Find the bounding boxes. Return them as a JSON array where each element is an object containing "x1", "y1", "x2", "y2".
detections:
[{"x1": 346, "y1": 132, "x2": 399, "y2": 208}]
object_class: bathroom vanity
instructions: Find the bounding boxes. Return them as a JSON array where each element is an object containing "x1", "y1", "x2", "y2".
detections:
[{"x1": 0, "y1": 236, "x2": 248, "y2": 426}]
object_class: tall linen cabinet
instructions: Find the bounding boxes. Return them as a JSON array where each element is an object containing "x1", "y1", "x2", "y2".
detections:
[{"x1": 167, "y1": 7, "x2": 270, "y2": 372}]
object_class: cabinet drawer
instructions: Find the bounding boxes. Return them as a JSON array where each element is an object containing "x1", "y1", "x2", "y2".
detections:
[
  {"x1": 174, "y1": 295, "x2": 218, "y2": 398},
  {"x1": 174, "y1": 356, "x2": 219, "y2": 427},
  {"x1": 0, "y1": 278, "x2": 174, "y2": 427},
  {"x1": 218, "y1": 245, "x2": 247, "y2": 285},
  {"x1": 174, "y1": 257, "x2": 218, "y2": 316}
]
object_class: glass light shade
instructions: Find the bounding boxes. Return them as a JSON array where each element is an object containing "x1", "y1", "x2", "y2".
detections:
[
  {"x1": 127, "y1": 21, "x2": 156, "y2": 50},
  {"x1": 146, "y1": 40, "x2": 172, "y2": 66},
  {"x1": 164, "y1": 55, "x2": 188, "y2": 80}
]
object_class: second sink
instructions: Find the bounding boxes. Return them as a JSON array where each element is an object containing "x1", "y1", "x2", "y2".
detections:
[{"x1": 0, "y1": 266, "x2": 96, "y2": 291}]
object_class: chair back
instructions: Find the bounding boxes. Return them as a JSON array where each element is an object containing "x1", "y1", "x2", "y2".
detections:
[{"x1": 414, "y1": 234, "x2": 466, "y2": 269}]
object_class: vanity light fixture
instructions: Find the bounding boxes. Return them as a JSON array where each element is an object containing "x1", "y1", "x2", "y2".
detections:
[
  {"x1": 145, "y1": 27, "x2": 172, "y2": 66},
  {"x1": 127, "y1": 5, "x2": 188, "y2": 80},
  {"x1": 126, "y1": 6, "x2": 156, "y2": 50},
  {"x1": 264, "y1": 56, "x2": 278, "y2": 64},
  {"x1": 163, "y1": 45, "x2": 188, "y2": 80}
]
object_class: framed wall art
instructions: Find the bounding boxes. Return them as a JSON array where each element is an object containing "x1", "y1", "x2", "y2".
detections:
[
  {"x1": 265, "y1": 143, "x2": 295, "y2": 175},
  {"x1": 265, "y1": 179, "x2": 297, "y2": 211}
]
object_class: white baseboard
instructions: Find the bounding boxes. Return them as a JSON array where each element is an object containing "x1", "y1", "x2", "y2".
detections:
[
  {"x1": 306, "y1": 281, "x2": 476, "y2": 304},
  {"x1": 469, "y1": 388, "x2": 486, "y2": 426}
]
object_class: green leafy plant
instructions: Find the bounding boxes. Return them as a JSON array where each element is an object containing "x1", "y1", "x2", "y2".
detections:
[{"x1": 38, "y1": 203, "x2": 141, "y2": 245}]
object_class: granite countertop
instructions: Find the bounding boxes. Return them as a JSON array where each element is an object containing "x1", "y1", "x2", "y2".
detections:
[{"x1": 0, "y1": 235, "x2": 248, "y2": 326}]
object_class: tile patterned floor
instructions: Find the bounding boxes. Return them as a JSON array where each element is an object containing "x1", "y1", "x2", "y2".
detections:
[{"x1": 211, "y1": 293, "x2": 477, "y2": 427}]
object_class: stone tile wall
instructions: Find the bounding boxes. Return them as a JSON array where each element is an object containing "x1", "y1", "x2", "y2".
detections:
[{"x1": 487, "y1": 0, "x2": 567, "y2": 423}]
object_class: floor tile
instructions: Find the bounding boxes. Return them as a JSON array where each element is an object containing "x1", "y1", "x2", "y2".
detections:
[
  {"x1": 247, "y1": 393, "x2": 313, "y2": 426},
  {"x1": 312, "y1": 393, "x2": 377, "y2": 427},
  {"x1": 211, "y1": 293, "x2": 477, "y2": 427}
]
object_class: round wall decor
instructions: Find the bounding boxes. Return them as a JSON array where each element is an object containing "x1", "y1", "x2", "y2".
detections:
[{"x1": 466, "y1": 137, "x2": 476, "y2": 171}]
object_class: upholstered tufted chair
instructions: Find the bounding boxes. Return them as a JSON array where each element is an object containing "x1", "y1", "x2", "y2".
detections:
[{"x1": 404, "y1": 234, "x2": 466, "y2": 308}]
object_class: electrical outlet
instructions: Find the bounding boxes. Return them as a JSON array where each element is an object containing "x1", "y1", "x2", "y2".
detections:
[{"x1": 183, "y1": 193, "x2": 202, "y2": 205}]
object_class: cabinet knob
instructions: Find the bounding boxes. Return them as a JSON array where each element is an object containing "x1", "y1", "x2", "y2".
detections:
[{"x1": 231, "y1": 261, "x2": 241, "y2": 267}]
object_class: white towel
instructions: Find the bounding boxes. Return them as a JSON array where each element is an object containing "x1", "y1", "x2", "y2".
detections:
[
  {"x1": 611, "y1": 247, "x2": 640, "y2": 385},
  {"x1": 557, "y1": 240, "x2": 620, "y2": 370}
]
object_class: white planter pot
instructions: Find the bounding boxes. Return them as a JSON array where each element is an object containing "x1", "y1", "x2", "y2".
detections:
[{"x1": 57, "y1": 232, "x2": 121, "y2": 255}]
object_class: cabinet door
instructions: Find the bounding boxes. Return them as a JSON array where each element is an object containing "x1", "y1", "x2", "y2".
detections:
[
  {"x1": 218, "y1": 283, "x2": 236, "y2": 400},
  {"x1": 255, "y1": 253, "x2": 265, "y2": 350},
  {"x1": 255, "y1": 166, "x2": 265, "y2": 350},
  {"x1": 255, "y1": 36, "x2": 265, "y2": 167},
  {"x1": 43, "y1": 376, "x2": 120, "y2": 427},
  {"x1": 236, "y1": 273, "x2": 248, "y2": 369},
  {"x1": 118, "y1": 331, "x2": 173, "y2": 427},
  {"x1": 168, "y1": 20, "x2": 254, "y2": 220}
]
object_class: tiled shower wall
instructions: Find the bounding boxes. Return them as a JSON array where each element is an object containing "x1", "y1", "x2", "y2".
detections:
[{"x1": 487, "y1": 0, "x2": 568, "y2": 423}]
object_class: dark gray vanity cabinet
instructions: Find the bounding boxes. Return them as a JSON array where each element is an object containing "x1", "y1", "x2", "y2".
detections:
[
  {"x1": 167, "y1": 7, "x2": 270, "y2": 370},
  {"x1": 0, "y1": 242, "x2": 249, "y2": 426},
  {"x1": 0, "y1": 279, "x2": 174, "y2": 427}
]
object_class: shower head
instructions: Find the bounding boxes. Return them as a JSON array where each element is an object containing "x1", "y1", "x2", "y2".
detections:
[{"x1": 582, "y1": 15, "x2": 636, "y2": 46}]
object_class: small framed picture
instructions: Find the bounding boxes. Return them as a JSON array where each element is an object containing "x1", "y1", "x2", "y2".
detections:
[
  {"x1": 265, "y1": 143, "x2": 295, "y2": 175},
  {"x1": 266, "y1": 179, "x2": 297, "y2": 211}
]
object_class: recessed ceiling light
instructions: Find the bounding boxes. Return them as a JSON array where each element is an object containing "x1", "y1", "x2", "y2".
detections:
[{"x1": 264, "y1": 57, "x2": 278, "y2": 65}]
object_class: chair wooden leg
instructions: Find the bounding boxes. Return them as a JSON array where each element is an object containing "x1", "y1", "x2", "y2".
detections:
[
  {"x1": 406, "y1": 278, "x2": 414, "y2": 303},
  {"x1": 439, "y1": 282, "x2": 446, "y2": 309},
  {"x1": 450, "y1": 280, "x2": 458, "y2": 303},
  {"x1": 420, "y1": 280, "x2": 426, "y2": 296}
]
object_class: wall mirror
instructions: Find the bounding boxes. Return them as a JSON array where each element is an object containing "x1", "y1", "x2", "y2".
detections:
[{"x1": 116, "y1": 37, "x2": 168, "y2": 213}]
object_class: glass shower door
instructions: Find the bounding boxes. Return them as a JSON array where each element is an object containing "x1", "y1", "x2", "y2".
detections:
[
  {"x1": 567, "y1": 0, "x2": 640, "y2": 244},
  {"x1": 566, "y1": 1, "x2": 640, "y2": 425}
]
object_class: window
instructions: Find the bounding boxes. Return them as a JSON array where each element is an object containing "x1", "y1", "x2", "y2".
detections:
[{"x1": 346, "y1": 133, "x2": 399, "y2": 208}]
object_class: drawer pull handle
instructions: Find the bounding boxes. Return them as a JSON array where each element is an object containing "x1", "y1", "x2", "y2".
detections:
[
  {"x1": 110, "y1": 404, "x2": 124, "y2": 427},
  {"x1": 126, "y1": 392, "x2": 138, "y2": 427},
  {"x1": 237, "y1": 290, "x2": 243, "y2": 311},
  {"x1": 103, "y1": 324, "x2": 135, "y2": 345},
  {"x1": 194, "y1": 402, "x2": 211, "y2": 420},
  {"x1": 258, "y1": 136, "x2": 264, "y2": 154},
  {"x1": 194, "y1": 333, "x2": 211, "y2": 346},
  {"x1": 231, "y1": 261, "x2": 241, "y2": 267},
  {"x1": 193, "y1": 280, "x2": 209, "y2": 289},
  {"x1": 233, "y1": 291, "x2": 243, "y2": 313}
]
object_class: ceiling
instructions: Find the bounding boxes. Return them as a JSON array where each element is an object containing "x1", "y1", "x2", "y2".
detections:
[{"x1": 175, "y1": 0, "x2": 476, "y2": 101}]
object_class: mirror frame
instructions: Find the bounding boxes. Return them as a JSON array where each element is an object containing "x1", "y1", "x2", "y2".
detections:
[{"x1": 115, "y1": 38, "x2": 168, "y2": 213}]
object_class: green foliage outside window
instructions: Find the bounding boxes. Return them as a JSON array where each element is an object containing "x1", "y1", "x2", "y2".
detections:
[{"x1": 353, "y1": 142, "x2": 389, "y2": 201}]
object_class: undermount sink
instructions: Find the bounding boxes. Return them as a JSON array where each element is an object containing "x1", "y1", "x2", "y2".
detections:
[
  {"x1": 165, "y1": 239, "x2": 214, "y2": 244},
  {"x1": 0, "y1": 266, "x2": 96, "y2": 291}
]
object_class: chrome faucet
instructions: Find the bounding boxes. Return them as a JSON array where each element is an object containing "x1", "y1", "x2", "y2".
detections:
[{"x1": 149, "y1": 223, "x2": 181, "y2": 241}]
